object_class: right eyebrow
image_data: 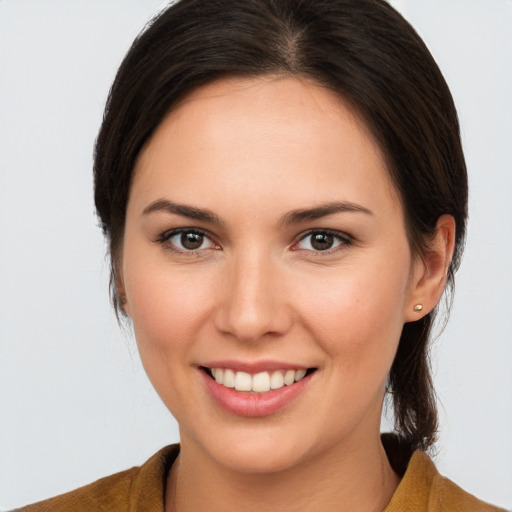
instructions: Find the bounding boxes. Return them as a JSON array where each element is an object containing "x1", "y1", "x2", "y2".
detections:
[{"x1": 142, "y1": 199, "x2": 223, "y2": 225}]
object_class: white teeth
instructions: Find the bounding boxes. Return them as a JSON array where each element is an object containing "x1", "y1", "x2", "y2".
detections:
[
  {"x1": 210, "y1": 367, "x2": 310, "y2": 393},
  {"x1": 295, "y1": 369, "x2": 307, "y2": 381},
  {"x1": 284, "y1": 369, "x2": 295, "y2": 386},
  {"x1": 234, "y1": 371, "x2": 252, "y2": 391},
  {"x1": 270, "y1": 370, "x2": 284, "y2": 389},
  {"x1": 252, "y1": 372, "x2": 271, "y2": 393},
  {"x1": 223, "y1": 368, "x2": 235, "y2": 388}
]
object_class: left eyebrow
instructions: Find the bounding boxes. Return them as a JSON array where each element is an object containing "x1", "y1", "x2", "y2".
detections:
[{"x1": 281, "y1": 201, "x2": 374, "y2": 225}]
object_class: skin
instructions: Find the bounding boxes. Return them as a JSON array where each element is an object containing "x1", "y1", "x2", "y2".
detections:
[{"x1": 119, "y1": 76, "x2": 455, "y2": 512}]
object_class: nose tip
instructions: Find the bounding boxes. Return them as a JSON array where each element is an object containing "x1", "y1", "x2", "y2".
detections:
[
  {"x1": 213, "y1": 260, "x2": 292, "y2": 343},
  {"x1": 215, "y1": 305, "x2": 276, "y2": 343},
  {"x1": 214, "y1": 302, "x2": 293, "y2": 343}
]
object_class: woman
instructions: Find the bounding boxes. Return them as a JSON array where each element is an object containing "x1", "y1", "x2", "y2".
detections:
[{"x1": 12, "y1": 0, "x2": 506, "y2": 510}]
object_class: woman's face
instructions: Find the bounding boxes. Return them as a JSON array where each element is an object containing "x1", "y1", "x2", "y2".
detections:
[{"x1": 121, "y1": 76, "x2": 425, "y2": 473}]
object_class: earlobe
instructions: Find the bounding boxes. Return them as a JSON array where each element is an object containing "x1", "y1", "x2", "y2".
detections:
[
  {"x1": 405, "y1": 214, "x2": 456, "y2": 322},
  {"x1": 115, "y1": 272, "x2": 130, "y2": 316},
  {"x1": 119, "y1": 291, "x2": 130, "y2": 316}
]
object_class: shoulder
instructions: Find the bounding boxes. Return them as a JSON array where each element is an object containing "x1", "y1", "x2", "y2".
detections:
[
  {"x1": 11, "y1": 467, "x2": 138, "y2": 512},
  {"x1": 385, "y1": 449, "x2": 507, "y2": 512},
  {"x1": 430, "y1": 469, "x2": 506, "y2": 512},
  {"x1": 11, "y1": 445, "x2": 180, "y2": 512}
]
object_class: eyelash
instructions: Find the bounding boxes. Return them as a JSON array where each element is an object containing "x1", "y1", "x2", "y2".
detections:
[
  {"x1": 293, "y1": 229, "x2": 354, "y2": 255},
  {"x1": 155, "y1": 228, "x2": 219, "y2": 255},
  {"x1": 155, "y1": 228, "x2": 354, "y2": 255}
]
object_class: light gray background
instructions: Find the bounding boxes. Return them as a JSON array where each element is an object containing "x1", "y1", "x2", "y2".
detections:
[{"x1": 1, "y1": 1, "x2": 511, "y2": 509}]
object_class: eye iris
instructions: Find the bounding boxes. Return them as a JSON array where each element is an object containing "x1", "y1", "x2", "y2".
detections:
[
  {"x1": 311, "y1": 233, "x2": 334, "y2": 251},
  {"x1": 181, "y1": 232, "x2": 203, "y2": 250}
]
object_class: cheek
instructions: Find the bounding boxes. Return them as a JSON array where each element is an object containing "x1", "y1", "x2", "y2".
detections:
[
  {"x1": 122, "y1": 264, "x2": 219, "y2": 414},
  {"x1": 122, "y1": 250, "x2": 217, "y2": 356},
  {"x1": 294, "y1": 264, "x2": 409, "y2": 372}
]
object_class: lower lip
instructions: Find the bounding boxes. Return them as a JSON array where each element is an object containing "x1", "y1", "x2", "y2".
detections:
[{"x1": 201, "y1": 370, "x2": 313, "y2": 417}]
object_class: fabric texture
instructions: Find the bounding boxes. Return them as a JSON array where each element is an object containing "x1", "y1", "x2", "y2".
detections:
[
  {"x1": 13, "y1": 443, "x2": 505, "y2": 512},
  {"x1": 12, "y1": 446, "x2": 178, "y2": 512}
]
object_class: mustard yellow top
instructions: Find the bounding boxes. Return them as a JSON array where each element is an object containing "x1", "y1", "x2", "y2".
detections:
[{"x1": 14, "y1": 444, "x2": 506, "y2": 512}]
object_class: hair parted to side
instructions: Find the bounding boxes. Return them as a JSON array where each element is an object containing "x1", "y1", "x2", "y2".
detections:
[{"x1": 94, "y1": 0, "x2": 468, "y2": 457}]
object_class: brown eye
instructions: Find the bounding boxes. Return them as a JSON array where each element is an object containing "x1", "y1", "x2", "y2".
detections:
[
  {"x1": 310, "y1": 233, "x2": 334, "y2": 251},
  {"x1": 295, "y1": 230, "x2": 351, "y2": 253},
  {"x1": 162, "y1": 229, "x2": 216, "y2": 252},
  {"x1": 181, "y1": 232, "x2": 204, "y2": 250}
]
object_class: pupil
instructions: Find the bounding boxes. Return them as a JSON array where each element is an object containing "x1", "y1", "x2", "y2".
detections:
[
  {"x1": 311, "y1": 233, "x2": 333, "y2": 251},
  {"x1": 181, "y1": 232, "x2": 203, "y2": 250}
]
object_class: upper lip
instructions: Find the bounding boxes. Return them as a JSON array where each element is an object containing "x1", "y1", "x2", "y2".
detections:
[{"x1": 200, "y1": 360, "x2": 314, "y2": 374}]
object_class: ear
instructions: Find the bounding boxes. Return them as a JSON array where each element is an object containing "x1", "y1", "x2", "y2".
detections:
[
  {"x1": 405, "y1": 214, "x2": 456, "y2": 322},
  {"x1": 114, "y1": 267, "x2": 131, "y2": 317}
]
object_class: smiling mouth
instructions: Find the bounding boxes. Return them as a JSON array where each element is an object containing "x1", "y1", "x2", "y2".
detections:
[{"x1": 201, "y1": 367, "x2": 317, "y2": 393}]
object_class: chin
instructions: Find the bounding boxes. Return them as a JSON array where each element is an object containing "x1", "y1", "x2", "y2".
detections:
[
  {"x1": 215, "y1": 444, "x2": 308, "y2": 475},
  {"x1": 187, "y1": 424, "x2": 318, "y2": 475}
]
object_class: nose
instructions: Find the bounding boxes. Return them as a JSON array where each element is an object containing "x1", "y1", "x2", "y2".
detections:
[{"x1": 213, "y1": 251, "x2": 293, "y2": 343}]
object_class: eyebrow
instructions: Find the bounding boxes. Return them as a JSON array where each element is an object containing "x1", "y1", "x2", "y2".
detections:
[
  {"x1": 281, "y1": 201, "x2": 373, "y2": 225},
  {"x1": 142, "y1": 198, "x2": 373, "y2": 226},
  {"x1": 142, "y1": 199, "x2": 223, "y2": 225}
]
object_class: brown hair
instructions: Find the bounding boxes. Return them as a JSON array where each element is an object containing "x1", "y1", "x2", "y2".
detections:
[{"x1": 94, "y1": 0, "x2": 467, "y2": 456}]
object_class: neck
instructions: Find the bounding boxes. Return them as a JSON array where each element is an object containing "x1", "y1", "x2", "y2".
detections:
[{"x1": 166, "y1": 433, "x2": 400, "y2": 512}]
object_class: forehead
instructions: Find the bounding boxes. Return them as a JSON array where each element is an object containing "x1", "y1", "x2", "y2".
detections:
[
  {"x1": 131, "y1": 75, "x2": 400, "y2": 219},
  {"x1": 149, "y1": 75, "x2": 381, "y2": 160}
]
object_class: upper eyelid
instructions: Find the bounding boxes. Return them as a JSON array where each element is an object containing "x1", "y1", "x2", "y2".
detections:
[
  {"x1": 156, "y1": 227, "x2": 212, "y2": 245},
  {"x1": 295, "y1": 228, "x2": 353, "y2": 242},
  {"x1": 159, "y1": 226, "x2": 213, "y2": 241}
]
